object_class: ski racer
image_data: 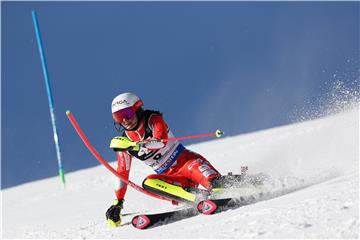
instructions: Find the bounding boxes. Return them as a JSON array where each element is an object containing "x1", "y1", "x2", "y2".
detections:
[{"x1": 105, "y1": 92, "x2": 226, "y2": 227}]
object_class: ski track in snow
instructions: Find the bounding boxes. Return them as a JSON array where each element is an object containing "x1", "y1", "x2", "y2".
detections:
[{"x1": 2, "y1": 107, "x2": 359, "y2": 239}]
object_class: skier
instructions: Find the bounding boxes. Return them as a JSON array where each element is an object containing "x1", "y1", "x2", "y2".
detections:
[{"x1": 105, "y1": 92, "x2": 225, "y2": 227}]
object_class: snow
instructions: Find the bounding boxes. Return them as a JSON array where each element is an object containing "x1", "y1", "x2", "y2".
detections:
[{"x1": 2, "y1": 107, "x2": 359, "y2": 239}]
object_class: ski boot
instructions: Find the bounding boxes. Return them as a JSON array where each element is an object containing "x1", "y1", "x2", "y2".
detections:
[{"x1": 210, "y1": 170, "x2": 269, "y2": 193}]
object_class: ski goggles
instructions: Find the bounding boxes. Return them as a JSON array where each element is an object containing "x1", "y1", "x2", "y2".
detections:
[{"x1": 112, "y1": 107, "x2": 136, "y2": 123}]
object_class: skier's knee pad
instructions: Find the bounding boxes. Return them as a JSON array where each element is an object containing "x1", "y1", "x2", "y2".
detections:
[
  {"x1": 142, "y1": 178, "x2": 196, "y2": 202},
  {"x1": 144, "y1": 174, "x2": 190, "y2": 188}
]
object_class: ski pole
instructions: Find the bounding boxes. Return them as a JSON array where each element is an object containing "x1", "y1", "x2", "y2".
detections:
[{"x1": 139, "y1": 129, "x2": 224, "y2": 144}]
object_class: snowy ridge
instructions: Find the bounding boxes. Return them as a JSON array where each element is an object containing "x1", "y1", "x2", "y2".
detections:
[{"x1": 2, "y1": 107, "x2": 359, "y2": 239}]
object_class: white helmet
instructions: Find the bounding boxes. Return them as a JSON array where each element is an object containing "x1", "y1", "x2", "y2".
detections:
[{"x1": 111, "y1": 93, "x2": 144, "y2": 123}]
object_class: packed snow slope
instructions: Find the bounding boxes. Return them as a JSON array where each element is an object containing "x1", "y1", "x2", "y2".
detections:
[{"x1": 2, "y1": 107, "x2": 359, "y2": 239}]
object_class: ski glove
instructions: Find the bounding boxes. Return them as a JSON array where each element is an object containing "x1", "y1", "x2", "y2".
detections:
[
  {"x1": 110, "y1": 136, "x2": 140, "y2": 152},
  {"x1": 106, "y1": 199, "x2": 124, "y2": 227}
]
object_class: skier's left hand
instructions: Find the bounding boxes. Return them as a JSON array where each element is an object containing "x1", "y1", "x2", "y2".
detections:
[
  {"x1": 106, "y1": 199, "x2": 124, "y2": 227},
  {"x1": 110, "y1": 136, "x2": 140, "y2": 151}
]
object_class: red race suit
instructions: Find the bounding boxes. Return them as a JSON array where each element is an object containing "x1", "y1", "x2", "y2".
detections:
[{"x1": 114, "y1": 110, "x2": 220, "y2": 201}]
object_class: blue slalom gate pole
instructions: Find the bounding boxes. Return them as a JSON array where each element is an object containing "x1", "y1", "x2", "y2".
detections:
[{"x1": 32, "y1": 10, "x2": 66, "y2": 188}]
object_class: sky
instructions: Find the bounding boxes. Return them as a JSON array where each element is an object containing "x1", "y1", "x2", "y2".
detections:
[{"x1": 2, "y1": 1, "x2": 359, "y2": 189}]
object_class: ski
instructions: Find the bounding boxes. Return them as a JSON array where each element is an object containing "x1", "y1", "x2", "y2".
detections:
[
  {"x1": 197, "y1": 196, "x2": 255, "y2": 215},
  {"x1": 131, "y1": 170, "x2": 266, "y2": 229},
  {"x1": 132, "y1": 196, "x2": 255, "y2": 229},
  {"x1": 197, "y1": 198, "x2": 233, "y2": 215},
  {"x1": 131, "y1": 207, "x2": 198, "y2": 229}
]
